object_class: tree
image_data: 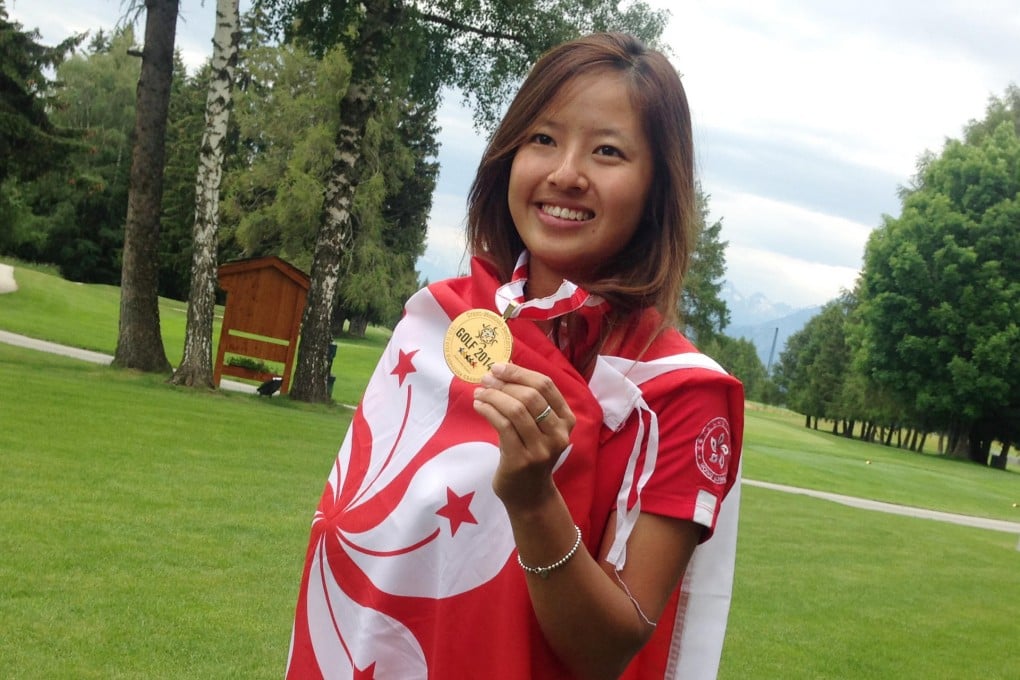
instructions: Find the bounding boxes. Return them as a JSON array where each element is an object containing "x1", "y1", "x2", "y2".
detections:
[
  {"x1": 112, "y1": 0, "x2": 180, "y2": 374},
  {"x1": 961, "y1": 84, "x2": 1020, "y2": 144},
  {"x1": 170, "y1": 0, "x2": 241, "y2": 389},
  {"x1": 334, "y1": 96, "x2": 439, "y2": 334},
  {"x1": 0, "y1": 2, "x2": 81, "y2": 184},
  {"x1": 702, "y1": 335, "x2": 766, "y2": 402},
  {"x1": 10, "y1": 27, "x2": 203, "y2": 292},
  {"x1": 282, "y1": 0, "x2": 403, "y2": 402},
  {"x1": 772, "y1": 321, "x2": 811, "y2": 423},
  {"x1": 857, "y1": 91, "x2": 1020, "y2": 465},
  {"x1": 221, "y1": 39, "x2": 352, "y2": 268},
  {"x1": 220, "y1": 37, "x2": 436, "y2": 342},
  {"x1": 0, "y1": 2, "x2": 82, "y2": 251},
  {"x1": 261, "y1": 0, "x2": 669, "y2": 402},
  {"x1": 28, "y1": 28, "x2": 143, "y2": 283},
  {"x1": 680, "y1": 187, "x2": 730, "y2": 344},
  {"x1": 158, "y1": 54, "x2": 208, "y2": 300}
]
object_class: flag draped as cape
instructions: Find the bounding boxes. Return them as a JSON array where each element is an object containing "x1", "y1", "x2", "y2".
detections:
[{"x1": 287, "y1": 257, "x2": 743, "y2": 679}]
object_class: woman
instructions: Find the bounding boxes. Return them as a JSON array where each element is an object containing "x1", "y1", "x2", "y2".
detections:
[{"x1": 287, "y1": 32, "x2": 744, "y2": 680}]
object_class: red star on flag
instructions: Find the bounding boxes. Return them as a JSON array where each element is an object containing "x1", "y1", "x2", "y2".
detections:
[
  {"x1": 435, "y1": 487, "x2": 478, "y2": 536},
  {"x1": 390, "y1": 348, "x2": 419, "y2": 386},
  {"x1": 354, "y1": 661, "x2": 376, "y2": 679}
]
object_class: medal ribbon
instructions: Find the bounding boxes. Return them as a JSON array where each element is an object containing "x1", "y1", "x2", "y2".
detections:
[{"x1": 494, "y1": 251, "x2": 608, "y2": 321}]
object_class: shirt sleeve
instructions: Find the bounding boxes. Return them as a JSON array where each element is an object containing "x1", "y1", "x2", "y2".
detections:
[{"x1": 636, "y1": 369, "x2": 743, "y2": 541}]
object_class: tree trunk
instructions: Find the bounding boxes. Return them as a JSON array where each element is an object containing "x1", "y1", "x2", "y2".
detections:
[
  {"x1": 170, "y1": 0, "x2": 239, "y2": 389},
  {"x1": 349, "y1": 315, "x2": 368, "y2": 338},
  {"x1": 112, "y1": 0, "x2": 179, "y2": 374},
  {"x1": 804, "y1": 414, "x2": 810, "y2": 428},
  {"x1": 990, "y1": 442, "x2": 1010, "y2": 470},
  {"x1": 917, "y1": 432, "x2": 927, "y2": 453},
  {"x1": 948, "y1": 422, "x2": 970, "y2": 459},
  {"x1": 967, "y1": 424, "x2": 993, "y2": 465},
  {"x1": 331, "y1": 304, "x2": 348, "y2": 337},
  {"x1": 290, "y1": 0, "x2": 400, "y2": 403}
]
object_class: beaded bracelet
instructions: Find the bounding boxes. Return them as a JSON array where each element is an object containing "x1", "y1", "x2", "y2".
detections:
[{"x1": 517, "y1": 525, "x2": 583, "y2": 579}]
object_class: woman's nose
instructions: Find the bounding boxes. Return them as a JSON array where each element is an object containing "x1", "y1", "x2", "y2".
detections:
[{"x1": 547, "y1": 152, "x2": 589, "y2": 191}]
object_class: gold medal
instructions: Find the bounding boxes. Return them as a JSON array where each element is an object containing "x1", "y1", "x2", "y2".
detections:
[{"x1": 443, "y1": 308, "x2": 514, "y2": 383}]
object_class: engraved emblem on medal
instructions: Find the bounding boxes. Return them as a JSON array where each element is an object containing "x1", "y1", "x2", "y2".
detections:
[{"x1": 443, "y1": 309, "x2": 513, "y2": 383}]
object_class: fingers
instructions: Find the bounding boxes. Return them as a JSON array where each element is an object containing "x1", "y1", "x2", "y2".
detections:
[
  {"x1": 472, "y1": 382, "x2": 550, "y2": 442},
  {"x1": 482, "y1": 363, "x2": 574, "y2": 428},
  {"x1": 472, "y1": 363, "x2": 574, "y2": 453}
]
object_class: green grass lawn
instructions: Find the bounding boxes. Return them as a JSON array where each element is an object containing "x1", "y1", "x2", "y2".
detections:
[
  {"x1": 742, "y1": 406, "x2": 1019, "y2": 521},
  {"x1": 0, "y1": 345, "x2": 347, "y2": 678},
  {"x1": 724, "y1": 486, "x2": 1018, "y2": 679},
  {"x1": 0, "y1": 259, "x2": 389, "y2": 406},
  {"x1": 1, "y1": 259, "x2": 1018, "y2": 678}
]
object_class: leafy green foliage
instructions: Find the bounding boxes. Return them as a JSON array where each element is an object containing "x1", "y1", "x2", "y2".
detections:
[
  {"x1": 681, "y1": 187, "x2": 731, "y2": 344},
  {"x1": 0, "y1": 3, "x2": 83, "y2": 252},
  {"x1": 221, "y1": 38, "x2": 435, "y2": 330},
  {"x1": 336, "y1": 96, "x2": 438, "y2": 330},
  {"x1": 221, "y1": 42, "x2": 352, "y2": 270},
  {"x1": 3, "y1": 25, "x2": 211, "y2": 300},
  {"x1": 858, "y1": 106, "x2": 1020, "y2": 461},
  {"x1": 701, "y1": 334, "x2": 766, "y2": 402},
  {"x1": 0, "y1": 2, "x2": 82, "y2": 184},
  {"x1": 259, "y1": 0, "x2": 669, "y2": 130},
  {"x1": 158, "y1": 56, "x2": 208, "y2": 300},
  {"x1": 773, "y1": 294, "x2": 852, "y2": 421},
  {"x1": 7, "y1": 27, "x2": 140, "y2": 282}
]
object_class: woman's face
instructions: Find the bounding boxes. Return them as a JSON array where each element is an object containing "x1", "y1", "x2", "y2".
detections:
[{"x1": 507, "y1": 69, "x2": 654, "y2": 296}]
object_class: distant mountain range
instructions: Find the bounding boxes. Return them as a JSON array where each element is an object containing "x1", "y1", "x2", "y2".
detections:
[{"x1": 721, "y1": 282, "x2": 821, "y2": 369}]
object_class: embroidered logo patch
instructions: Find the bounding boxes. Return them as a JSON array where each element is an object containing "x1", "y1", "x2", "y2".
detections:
[{"x1": 695, "y1": 417, "x2": 731, "y2": 485}]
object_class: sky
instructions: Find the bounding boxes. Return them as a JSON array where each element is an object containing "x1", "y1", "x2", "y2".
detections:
[{"x1": 10, "y1": 0, "x2": 1020, "y2": 308}]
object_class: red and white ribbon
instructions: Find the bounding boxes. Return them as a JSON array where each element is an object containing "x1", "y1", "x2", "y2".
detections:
[{"x1": 494, "y1": 251, "x2": 608, "y2": 321}]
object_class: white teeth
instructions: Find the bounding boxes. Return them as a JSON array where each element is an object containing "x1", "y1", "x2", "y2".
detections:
[{"x1": 542, "y1": 204, "x2": 593, "y2": 221}]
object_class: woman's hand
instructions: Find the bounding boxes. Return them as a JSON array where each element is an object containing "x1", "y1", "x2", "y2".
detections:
[{"x1": 472, "y1": 362, "x2": 575, "y2": 513}]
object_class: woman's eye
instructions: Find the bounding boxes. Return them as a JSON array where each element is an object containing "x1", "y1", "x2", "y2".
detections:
[
  {"x1": 596, "y1": 145, "x2": 622, "y2": 157},
  {"x1": 531, "y1": 133, "x2": 554, "y2": 145}
]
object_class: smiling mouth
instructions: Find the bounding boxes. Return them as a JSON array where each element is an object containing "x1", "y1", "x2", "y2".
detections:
[{"x1": 541, "y1": 204, "x2": 594, "y2": 221}]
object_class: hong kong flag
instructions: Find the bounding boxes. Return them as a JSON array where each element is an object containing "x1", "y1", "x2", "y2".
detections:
[{"x1": 286, "y1": 257, "x2": 742, "y2": 679}]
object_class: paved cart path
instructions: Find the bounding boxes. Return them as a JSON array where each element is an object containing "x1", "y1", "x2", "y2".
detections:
[
  {"x1": 744, "y1": 479, "x2": 1020, "y2": 535},
  {"x1": 0, "y1": 328, "x2": 254, "y2": 394}
]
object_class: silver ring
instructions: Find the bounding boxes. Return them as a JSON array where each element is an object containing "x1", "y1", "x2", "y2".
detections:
[{"x1": 534, "y1": 405, "x2": 553, "y2": 424}]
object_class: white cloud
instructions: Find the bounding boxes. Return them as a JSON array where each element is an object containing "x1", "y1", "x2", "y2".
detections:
[
  {"x1": 726, "y1": 245, "x2": 859, "y2": 309},
  {"x1": 712, "y1": 189, "x2": 873, "y2": 270},
  {"x1": 664, "y1": 0, "x2": 998, "y2": 180},
  {"x1": 421, "y1": 191, "x2": 469, "y2": 280}
]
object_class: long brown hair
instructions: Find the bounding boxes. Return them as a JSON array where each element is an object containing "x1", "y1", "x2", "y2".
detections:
[{"x1": 467, "y1": 32, "x2": 696, "y2": 328}]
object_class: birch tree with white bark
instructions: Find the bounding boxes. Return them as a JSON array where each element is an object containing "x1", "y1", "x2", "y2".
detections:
[{"x1": 170, "y1": 0, "x2": 240, "y2": 388}]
